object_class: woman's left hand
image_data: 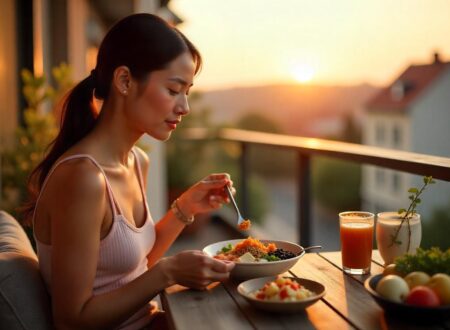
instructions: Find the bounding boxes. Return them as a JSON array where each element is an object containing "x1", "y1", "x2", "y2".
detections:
[{"x1": 176, "y1": 173, "x2": 234, "y2": 217}]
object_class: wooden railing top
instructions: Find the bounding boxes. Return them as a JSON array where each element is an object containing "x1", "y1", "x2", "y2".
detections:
[{"x1": 181, "y1": 128, "x2": 450, "y2": 182}]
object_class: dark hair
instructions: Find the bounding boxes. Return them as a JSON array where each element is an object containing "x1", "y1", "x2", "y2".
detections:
[{"x1": 22, "y1": 13, "x2": 202, "y2": 223}]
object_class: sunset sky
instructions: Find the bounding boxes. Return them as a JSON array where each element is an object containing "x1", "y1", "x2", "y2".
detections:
[{"x1": 171, "y1": 0, "x2": 450, "y2": 91}]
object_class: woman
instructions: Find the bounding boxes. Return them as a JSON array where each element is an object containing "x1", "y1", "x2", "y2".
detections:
[{"x1": 24, "y1": 14, "x2": 235, "y2": 329}]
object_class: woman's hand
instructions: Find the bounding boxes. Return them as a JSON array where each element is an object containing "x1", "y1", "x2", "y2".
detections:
[
  {"x1": 176, "y1": 173, "x2": 234, "y2": 217},
  {"x1": 158, "y1": 250, "x2": 235, "y2": 290}
]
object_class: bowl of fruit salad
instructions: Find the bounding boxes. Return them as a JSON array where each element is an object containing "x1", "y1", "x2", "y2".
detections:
[
  {"x1": 203, "y1": 237, "x2": 305, "y2": 280},
  {"x1": 364, "y1": 248, "x2": 450, "y2": 320},
  {"x1": 237, "y1": 276, "x2": 325, "y2": 312}
]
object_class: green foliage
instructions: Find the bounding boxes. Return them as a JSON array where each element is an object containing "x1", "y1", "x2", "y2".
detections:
[
  {"x1": 0, "y1": 64, "x2": 73, "y2": 217},
  {"x1": 397, "y1": 176, "x2": 436, "y2": 218},
  {"x1": 390, "y1": 176, "x2": 436, "y2": 248},
  {"x1": 312, "y1": 157, "x2": 361, "y2": 211},
  {"x1": 235, "y1": 112, "x2": 283, "y2": 133},
  {"x1": 234, "y1": 112, "x2": 296, "y2": 178},
  {"x1": 394, "y1": 247, "x2": 450, "y2": 276},
  {"x1": 421, "y1": 201, "x2": 450, "y2": 250}
]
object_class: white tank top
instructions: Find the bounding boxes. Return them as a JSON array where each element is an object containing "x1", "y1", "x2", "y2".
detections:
[{"x1": 33, "y1": 149, "x2": 156, "y2": 330}]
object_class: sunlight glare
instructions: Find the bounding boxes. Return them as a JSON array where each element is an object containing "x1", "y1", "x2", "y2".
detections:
[{"x1": 292, "y1": 64, "x2": 315, "y2": 83}]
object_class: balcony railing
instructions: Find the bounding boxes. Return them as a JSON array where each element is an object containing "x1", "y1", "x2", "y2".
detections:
[{"x1": 180, "y1": 128, "x2": 450, "y2": 246}]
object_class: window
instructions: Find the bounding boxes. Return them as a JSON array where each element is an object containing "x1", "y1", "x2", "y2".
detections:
[
  {"x1": 375, "y1": 122, "x2": 385, "y2": 145},
  {"x1": 376, "y1": 168, "x2": 385, "y2": 187},
  {"x1": 392, "y1": 173, "x2": 401, "y2": 192},
  {"x1": 393, "y1": 125, "x2": 402, "y2": 148}
]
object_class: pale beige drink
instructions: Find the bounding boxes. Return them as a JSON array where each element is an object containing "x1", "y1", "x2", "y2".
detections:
[{"x1": 376, "y1": 212, "x2": 421, "y2": 265}]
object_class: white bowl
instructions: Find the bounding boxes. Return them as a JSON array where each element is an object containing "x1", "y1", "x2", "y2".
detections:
[
  {"x1": 202, "y1": 239, "x2": 305, "y2": 280},
  {"x1": 237, "y1": 276, "x2": 326, "y2": 313}
]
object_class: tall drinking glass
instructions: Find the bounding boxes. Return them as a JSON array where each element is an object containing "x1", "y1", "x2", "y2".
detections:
[{"x1": 339, "y1": 211, "x2": 374, "y2": 275}]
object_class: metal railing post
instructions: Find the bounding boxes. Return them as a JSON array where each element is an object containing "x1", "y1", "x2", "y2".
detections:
[
  {"x1": 297, "y1": 153, "x2": 311, "y2": 247},
  {"x1": 240, "y1": 142, "x2": 249, "y2": 216}
]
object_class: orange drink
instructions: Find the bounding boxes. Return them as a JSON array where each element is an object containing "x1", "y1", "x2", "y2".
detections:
[{"x1": 339, "y1": 211, "x2": 374, "y2": 275}]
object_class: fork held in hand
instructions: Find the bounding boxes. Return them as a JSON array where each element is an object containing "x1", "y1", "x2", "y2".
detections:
[{"x1": 225, "y1": 185, "x2": 246, "y2": 226}]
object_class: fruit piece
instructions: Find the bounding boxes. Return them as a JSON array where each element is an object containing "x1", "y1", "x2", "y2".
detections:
[
  {"x1": 427, "y1": 273, "x2": 450, "y2": 305},
  {"x1": 264, "y1": 282, "x2": 279, "y2": 297},
  {"x1": 383, "y1": 264, "x2": 400, "y2": 277},
  {"x1": 376, "y1": 275, "x2": 410, "y2": 303},
  {"x1": 404, "y1": 272, "x2": 431, "y2": 289},
  {"x1": 405, "y1": 286, "x2": 440, "y2": 307}
]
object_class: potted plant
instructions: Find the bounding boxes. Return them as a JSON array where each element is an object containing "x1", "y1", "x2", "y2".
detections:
[{"x1": 376, "y1": 176, "x2": 436, "y2": 265}]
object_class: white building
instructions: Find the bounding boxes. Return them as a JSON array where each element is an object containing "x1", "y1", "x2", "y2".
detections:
[{"x1": 362, "y1": 53, "x2": 450, "y2": 218}]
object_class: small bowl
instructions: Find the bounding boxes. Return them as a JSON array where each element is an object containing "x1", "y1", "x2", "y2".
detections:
[
  {"x1": 203, "y1": 239, "x2": 305, "y2": 280},
  {"x1": 364, "y1": 274, "x2": 450, "y2": 320},
  {"x1": 237, "y1": 276, "x2": 325, "y2": 313}
]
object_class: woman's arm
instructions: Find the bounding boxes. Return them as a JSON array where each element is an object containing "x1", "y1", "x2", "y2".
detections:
[
  {"x1": 134, "y1": 147, "x2": 232, "y2": 266},
  {"x1": 147, "y1": 175, "x2": 231, "y2": 266}
]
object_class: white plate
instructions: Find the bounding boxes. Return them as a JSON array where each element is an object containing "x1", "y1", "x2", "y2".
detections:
[
  {"x1": 237, "y1": 276, "x2": 326, "y2": 313},
  {"x1": 203, "y1": 239, "x2": 305, "y2": 280}
]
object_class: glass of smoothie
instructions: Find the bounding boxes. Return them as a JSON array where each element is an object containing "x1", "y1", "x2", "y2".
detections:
[
  {"x1": 376, "y1": 212, "x2": 421, "y2": 265},
  {"x1": 339, "y1": 211, "x2": 375, "y2": 275}
]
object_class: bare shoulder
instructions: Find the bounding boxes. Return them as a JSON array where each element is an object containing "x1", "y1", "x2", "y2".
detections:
[
  {"x1": 44, "y1": 157, "x2": 107, "y2": 215},
  {"x1": 49, "y1": 158, "x2": 106, "y2": 195},
  {"x1": 133, "y1": 146, "x2": 150, "y2": 172}
]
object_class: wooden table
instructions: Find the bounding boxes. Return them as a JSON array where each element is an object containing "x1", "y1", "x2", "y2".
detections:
[{"x1": 161, "y1": 251, "x2": 450, "y2": 330}]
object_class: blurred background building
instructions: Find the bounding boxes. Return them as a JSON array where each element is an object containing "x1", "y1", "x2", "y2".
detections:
[{"x1": 362, "y1": 53, "x2": 450, "y2": 216}]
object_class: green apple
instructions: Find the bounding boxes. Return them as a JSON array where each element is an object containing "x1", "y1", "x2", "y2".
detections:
[
  {"x1": 376, "y1": 275, "x2": 410, "y2": 303},
  {"x1": 404, "y1": 272, "x2": 431, "y2": 289},
  {"x1": 427, "y1": 273, "x2": 450, "y2": 305}
]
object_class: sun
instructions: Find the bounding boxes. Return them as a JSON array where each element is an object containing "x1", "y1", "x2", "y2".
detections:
[{"x1": 292, "y1": 64, "x2": 315, "y2": 83}]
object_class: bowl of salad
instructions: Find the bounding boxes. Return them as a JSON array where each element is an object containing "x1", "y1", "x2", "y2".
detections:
[
  {"x1": 237, "y1": 276, "x2": 325, "y2": 312},
  {"x1": 203, "y1": 237, "x2": 305, "y2": 280}
]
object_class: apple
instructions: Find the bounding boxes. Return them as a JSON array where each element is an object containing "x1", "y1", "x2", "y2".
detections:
[
  {"x1": 405, "y1": 286, "x2": 440, "y2": 307},
  {"x1": 376, "y1": 275, "x2": 410, "y2": 303},
  {"x1": 404, "y1": 271, "x2": 431, "y2": 289},
  {"x1": 427, "y1": 273, "x2": 450, "y2": 305}
]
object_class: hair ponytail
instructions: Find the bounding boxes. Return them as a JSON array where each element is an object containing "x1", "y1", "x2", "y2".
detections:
[{"x1": 21, "y1": 74, "x2": 97, "y2": 223}]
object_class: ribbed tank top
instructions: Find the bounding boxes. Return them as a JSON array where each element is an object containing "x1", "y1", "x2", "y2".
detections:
[{"x1": 32, "y1": 149, "x2": 156, "y2": 330}]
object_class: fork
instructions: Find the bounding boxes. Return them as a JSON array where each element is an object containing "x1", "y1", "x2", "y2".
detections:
[{"x1": 225, "y1": 185, "x2": 246, "y2": 227}]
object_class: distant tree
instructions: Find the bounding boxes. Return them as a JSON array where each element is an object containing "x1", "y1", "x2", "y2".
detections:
[
  {"x1": 312, "y1": 114, "x2": 361, "y2": 211},
  {"x1": 235, "y1": 112, "x2": 283, "y2": 133},
  {"x1": 312, "y1": 157, "x2": 361, "y2": 211},
  {"x1": 340, "y1": 114, "x2": 361, "y2": 143},
  {"x1": 234, "y1": 111, "x2": 296, "y2": 178},
  {"x1": 421, "y1": 201, "x2": 450, "y2": 250}
]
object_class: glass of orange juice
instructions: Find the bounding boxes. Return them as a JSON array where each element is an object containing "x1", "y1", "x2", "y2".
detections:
[{"x1": 339, "y1": 211, "x2": 374, "y2": 275}]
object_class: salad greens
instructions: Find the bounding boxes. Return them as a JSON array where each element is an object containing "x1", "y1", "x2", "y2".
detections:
[
  {"x1": 394, "y1": 247, "x2": 450, "y2": 276},
  {"x1": 220, "y1": 244, "x2": 233, "y2": 253},
  {"x1": 261, "y1": 254, "x2": 280, "y2": 262}
]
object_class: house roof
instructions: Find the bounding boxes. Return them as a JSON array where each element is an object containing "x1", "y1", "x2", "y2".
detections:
[{"x1": 366, "y1": 55, "x2": 450, "y2": 112}]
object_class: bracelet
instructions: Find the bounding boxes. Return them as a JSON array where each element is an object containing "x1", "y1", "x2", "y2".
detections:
[{"x1": 171, "y1": 199, "x2": 194, "y2": 225}]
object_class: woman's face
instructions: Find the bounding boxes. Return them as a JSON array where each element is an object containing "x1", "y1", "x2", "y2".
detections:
[{"x1": 129, "y1": 51, "x2": 196, "y2": 141}]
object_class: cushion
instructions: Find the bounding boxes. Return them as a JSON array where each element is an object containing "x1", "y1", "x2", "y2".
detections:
[{"x1": 0, "y1": 211, "x2": 52, "y2": 329}]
